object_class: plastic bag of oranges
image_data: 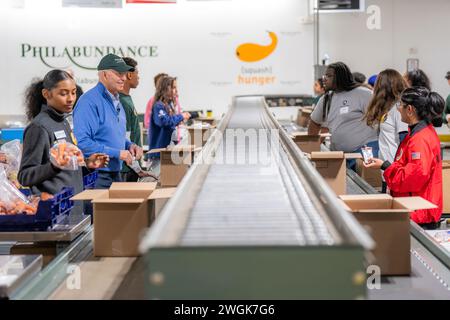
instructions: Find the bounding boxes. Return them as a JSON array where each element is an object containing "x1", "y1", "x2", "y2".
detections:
[{"x1": 49, "y1": 141, "x2": 85, "y2": 171}]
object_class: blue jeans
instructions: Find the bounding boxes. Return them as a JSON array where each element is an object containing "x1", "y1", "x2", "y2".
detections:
[
  {"x1": 95, "y1": 171, "x2": 122, "y2": 189},
  {"x1": 347, "y1": 140, "x2": 379, "y2": 172}
]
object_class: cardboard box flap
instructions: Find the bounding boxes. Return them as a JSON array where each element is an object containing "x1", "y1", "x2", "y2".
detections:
[
  {"x1": 291, "y1": 132, "x2": 318, "y2": 137},
  {"x1": 394, "y1": 197, "x2": 438, "y2": 211},
  {"x1": 92, "y1": 198, "x2": 145, "y2": 204},
  {"x1": 345, "y1": 153, "x2": 363, "y2": 159},
  {"x1": 310, "y1": 151, "x2": 344, "y2": 159},
  {"x1": 110, "y1": 182, "x2": 157, "y2": 191},
  {"x1": 147, "y1": 148, "x2": 166, "y2": 154},
  {"x1": 337, "y1": 199, "x2": 352, "y2": 211},
  {"x1": 291, "y1": 132, "x2": 330, "y2": 139},
  {"x1": 339, "y1": 194, "x2": 393, "y2": 210},
  {"x1": 167, "y1": 145, "x2": 197, "y2": 152},
  {"x1": 71, "y1": 189, "x2": 108, "y2": 201},
  {"x1": 148, "y1": 188, "x2": 177, "y2": 200},
  {"x1": 339, "y1": 194, "x2": 392, "y2": 201},
  {"x1": 355, "y1": 209, "x2": 409, "y2": 213},
  {"x1": 291, "y1": 132, "x2": 320, "y2": 141}
]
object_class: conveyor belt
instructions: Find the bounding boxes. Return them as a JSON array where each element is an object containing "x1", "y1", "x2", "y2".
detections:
[
  {"x1": 140, "y1": 96, "x2": 374, "y2": 299},
  {"x1": 141, "y1": 96, "x2": 372, "y2": 250},
  {"x1": 181, "y1": 97, "x2": 335, "y2": 246}
]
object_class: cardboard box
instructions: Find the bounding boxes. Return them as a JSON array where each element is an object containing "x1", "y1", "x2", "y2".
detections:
[
  {"x1": 339, "y1": 194, "x2": 437, "y2": 275},
  {"x1": 148, "y1": 187, "x2": 177, "y2": 220},
  {"x1": 442, "y1": 160, "x2": 450, "y2": 213},
  {"x1": 297, "y1": 107, "x2": 313, "y2": 128},
  {"x1": 186, "y1": 124, "x2": 216, "y2": 148},
  {"x1": 72, "y1": 183, "x2": 175, "y2": 257},
  {"x1": 196, "y1": 117, "x2": 217, "y2": 126},
  {"x1": 109, "y1": 182, "x2": 157, "y2": 198},
  {"x1": 356, "y1": 158, "x2": 382, "y2": 188},
  {"x1": 291, "y1": 132, "x2": 330, "y2": 153},
  {"x1": 308, "y1": 152, "x2": 361, "y2": 195},
  {"x1": 309, "y1": 151, "x2": 346, "y2": 195},
  {"x1": 159, "y1": 145, "x2": 200, "y2": 187}
]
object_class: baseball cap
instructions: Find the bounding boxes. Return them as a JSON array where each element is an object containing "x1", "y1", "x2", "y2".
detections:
[
  {"x1": 97, "y1": 53, "x2": 135, "y2": 73},
  {"x1": 445, "y1": 71, "x2": 450, "y2": 80},
  {"x1": 368, "y1": 74, "x2": 378, "y2": 87}
]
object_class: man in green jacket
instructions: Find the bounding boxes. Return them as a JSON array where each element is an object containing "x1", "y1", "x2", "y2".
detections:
[
  {"x1": 442, "y1": 71, "x2": 450, "y2": 124},
  {"x1": 120, "y1": 57, "x2": 142, "y2": 182}
]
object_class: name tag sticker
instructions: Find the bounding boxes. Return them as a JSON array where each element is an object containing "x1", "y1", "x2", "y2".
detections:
[
  {"x1": 340, "y1": 107, "x2": 349, "y2": 114},
  {"x1": 54, "y1": 130, "x2": 66, "y2": 140}
]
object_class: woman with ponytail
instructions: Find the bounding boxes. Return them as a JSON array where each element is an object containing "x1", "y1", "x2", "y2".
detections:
[
  {"x1": 18, "y1": 70, "x2": 108, "y2": 202},
  {"x1": 365, "y1": 86, "x2": 445, "y2": 227}
]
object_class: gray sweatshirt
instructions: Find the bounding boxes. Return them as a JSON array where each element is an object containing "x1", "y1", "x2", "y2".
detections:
[{"x1": 18, "y1": 105, "x2": 84, "y2": 197}]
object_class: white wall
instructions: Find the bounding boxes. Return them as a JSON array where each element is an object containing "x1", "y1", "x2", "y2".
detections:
[
  {"x1": 318, "y1": 0, "x2": 450, "y2": 98},
  {"x1": 0, "y1": 0, "x2": 314, "y2": 118}
]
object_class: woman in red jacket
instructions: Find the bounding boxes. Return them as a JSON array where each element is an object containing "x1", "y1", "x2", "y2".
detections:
[{"x1": 365, "y1": 86, "x2": 445, "y2": 227}]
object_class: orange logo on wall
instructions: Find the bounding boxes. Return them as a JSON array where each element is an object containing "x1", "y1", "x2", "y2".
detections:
[{"x1": 236, "y1": 31, "x2": 278, "y2": 63}]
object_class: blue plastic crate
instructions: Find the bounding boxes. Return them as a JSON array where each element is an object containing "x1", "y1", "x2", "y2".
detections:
[
  {"x1": 0, "y1": 128, "x2": 25, "y2": 143},
  {"x1": 0, "y1": 187, "x2": 74, "y2": 231},
  {"x1": 83, "y1": 171, "x2": 98, "y2": 190}
]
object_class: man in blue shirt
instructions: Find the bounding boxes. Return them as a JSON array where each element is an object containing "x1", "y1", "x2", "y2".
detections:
[{"x1": 74, "y1": 53, "x2": 143, "y2": 188}]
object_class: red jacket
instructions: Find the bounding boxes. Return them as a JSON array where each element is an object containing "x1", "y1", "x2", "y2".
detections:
[{"x1": 383, "y1": 122, "x2": 442, "y2": 224}]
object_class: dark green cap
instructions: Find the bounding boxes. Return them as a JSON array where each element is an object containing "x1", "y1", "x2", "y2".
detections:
[{"x1": 97, "y1": 53, "x2": 134, "y2": 72}]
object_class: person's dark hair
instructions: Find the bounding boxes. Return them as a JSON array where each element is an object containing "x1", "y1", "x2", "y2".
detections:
[
  {"x1": 352, "y1": 72, "x2": 366, "y2": 84},
  {"x1": 153, "y1": 76, "x2": 174, "y2": 113},
  {"x1": 154, "y1": 72, "x2": 168, "y2": 87},
  {"x1": 405, "y1": 69, "x2": 431, "y2": 90},
  {"x1": 24, "y1": 70, "x2": 73, "y2": 121},
  {"x1": 328, "y1": 62, "x2": 359, "y2": 92},
  {"x1": 122, "y1": 57, "x2": 137, "y2": 69},
  {"x1": 316, "y1": 78, "x2": 325, "y2": 90},
  {"x1": 321, "y1": 62, "x2": 359, "y2": 121},
  {"x1": 401, "y1": 86, "x2": 444, "y2": 127},
  {"x1": 365, "y1": 69, "x2": 407, "y2": 127}
]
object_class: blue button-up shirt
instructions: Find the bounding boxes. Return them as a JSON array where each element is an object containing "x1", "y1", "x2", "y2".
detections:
[{"x1": 73, "y1": 82, "x2": 132, "y2": 172}]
